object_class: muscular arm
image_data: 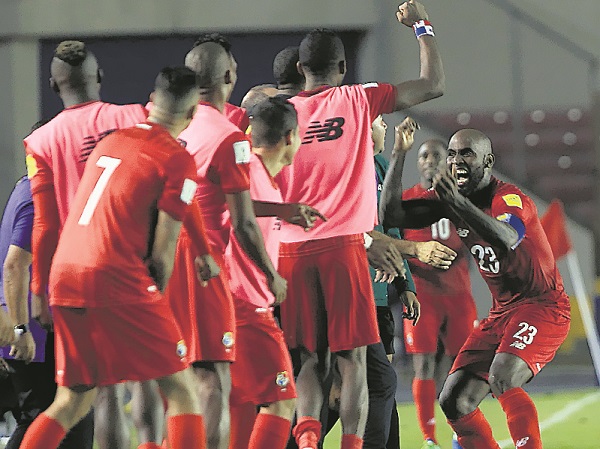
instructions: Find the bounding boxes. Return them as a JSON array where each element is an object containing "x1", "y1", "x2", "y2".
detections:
[
  {"x1": 3, "y1": 245, "x2": 32, "y2": 326},
  {"x1": 227, "y1": 192, "x2": 278, "y2": 281},
  {"x1": 149, "y1": 211, "x2": 183, "y2": 292}
]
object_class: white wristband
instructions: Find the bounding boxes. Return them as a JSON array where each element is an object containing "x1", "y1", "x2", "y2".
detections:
[{"x1": 364, "y1": 232, "x2": 374, "y2": 250}]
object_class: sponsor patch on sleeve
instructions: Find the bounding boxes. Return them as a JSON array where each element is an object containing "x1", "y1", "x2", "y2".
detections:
[
  {"x1": 361, "y1": 82, "x2": 379, "y2": 89},
  {"x1": 180, "y1": 178, "x2": 197, "y2": 205},
  {"x1": 26, "y1": 154, "x2": 38, "y2": 179},
  {"x1": 233, "y1": 140, "x2": 251, "y2": 164},
  {"x1": 502, "y1": 194, "x2": 523, "y2": 209}
]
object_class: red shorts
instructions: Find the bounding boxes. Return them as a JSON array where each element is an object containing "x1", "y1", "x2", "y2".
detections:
[
  {"x1": 404, "y1": 294, "x2": 478, "y2": 356},
  {"x1": 53, "y1": 300, "x2": 187, "y2": 388},
  {"x1": 279, "y1": 234, "x2": 379, "y2": 353},
  {"x1": 166, "y1": 234, "x2": 235, "y2": 363},
  {"x1": 230, "y1": 300, "x2": 296, "y2": 406},
  {"x1": 450, "y1": 302, "x2": 570, "y2": 380}
]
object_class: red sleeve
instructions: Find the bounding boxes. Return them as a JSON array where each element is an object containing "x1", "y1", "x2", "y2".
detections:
[
  {"x1": 158, "y1": 150, "x2": 198, "y2": 222},
  {"x1": 213, "y1": 132, "x2": 251, "y2": 194},
  {"x1": 25, "y1": 145, "x2": 53, "y2": 195},
  {"x1": 30, "y1": 187, "x2": 60, "y2": 296},
  {"x1": 491, "y1": 188, "x2": 534, "y2": 225},
  {"x1": 363, "y1": 83, "x2": 398, "y2": 122},
  {"x1": 183, "y1": 199, "x2": 211, "y2": 256}
]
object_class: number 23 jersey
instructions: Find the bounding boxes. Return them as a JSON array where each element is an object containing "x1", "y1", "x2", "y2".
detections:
[
  {"x1": 424, "y1": 177, "x2": 569, "y2": 315},
  {"x1": 49, "y1": 123, "x2": 197, "y2": 308}
]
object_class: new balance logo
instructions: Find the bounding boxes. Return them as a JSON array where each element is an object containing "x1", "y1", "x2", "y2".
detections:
[
  {"x1": 516, "y1": 436, "x2": 530, "y2": 447},
  {"x1": 80, "y1": 129, "x2": 116, "y2": 162},
  {"x1": 302, "y1": 117, "x2": 345, "y2": 144}
]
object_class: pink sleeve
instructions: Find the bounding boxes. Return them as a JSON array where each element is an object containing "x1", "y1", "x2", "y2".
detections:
[
  {"x1": 213, "y1": 132, "x2": 251, "y2": 194},
  {"x1": 363, "y1": 83, "x2": 398, "y2": 121}
]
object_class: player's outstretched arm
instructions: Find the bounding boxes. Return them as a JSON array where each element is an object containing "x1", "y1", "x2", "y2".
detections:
[
  {"x1": 393, "y1": 1, "x2": 445, "y2": 111},
  {"x1": 253, "y1": 201, "x2": 327, "y2": 231},
  {"x1": 392, "y1": 239, "x2": 456, "y2": 270},
  {"x1": 434, "y1": 170, "x2": 519, "y2": 251},
  {"x1": 149, "y1": 211, "x2": 183, "y2": 292},
  {"x1": 226, "y1": 191, "x2": 287, "y2": 304}
]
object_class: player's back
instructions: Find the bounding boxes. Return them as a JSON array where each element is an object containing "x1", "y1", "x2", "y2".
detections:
[
  {"x1": 226, "y1": 154, "x2": 282, "y2": 308},
  {"x1": 403, "y1": 183, "x2": 473, "y2": 298},
  {"x1": 50, "y1": 123, "x2": 193, "y2": 308},
  {"x1": 280, "y1": 84, "x2": 394, "y2": 243},
  {"x1": 178, "y1": 103, "x2": 250, "y2": 254},
  {"x1": 24, "y1": 101, "x2": 147, "y2": 227}
]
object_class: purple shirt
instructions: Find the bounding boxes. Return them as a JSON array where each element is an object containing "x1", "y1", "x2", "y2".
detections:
[{"x1": 0, "y1": 176, "x2": 47, "y2": 362}]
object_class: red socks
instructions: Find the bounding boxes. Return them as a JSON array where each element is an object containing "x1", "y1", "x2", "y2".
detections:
[
  {"x1": 20, "y1": 413, "x2": 67, "y2": 449},
  {"x1": 448, "y1": 408, "x2": 500, "y2": 449},
  {"x1": 230, "y1": 402, "x2": 258, "y2": 449},
  {"x1": 341, "y1": 434, "x2": 363, "y2": 449},
  {"x1": 413, "y1": 378, "x2": 437, "y2": 442},
  {"x1": 498, "y1": 388, "x2": 542, "y2": 449},
  {"x1": 248, "y1": 414, "x2": 291, "y2": 449},
  {"x1": 167, "y1": 414, "x2": 206, "y2": 449},
  {"x1": 138, "y1": 443, "x2": 162, "y2": 449},
  {"x1": 292, "y1": 416, "x2": 322, "y2": 449}
]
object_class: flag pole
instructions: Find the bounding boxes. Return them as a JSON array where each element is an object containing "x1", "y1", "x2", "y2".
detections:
[{"x1": 565, "y1": 250, "x2": 600, "y2": 385}]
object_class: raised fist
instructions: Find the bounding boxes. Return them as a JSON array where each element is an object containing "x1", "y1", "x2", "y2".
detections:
[{"x1": 397, "y1": 1, "x2": 430, "y2": 27}]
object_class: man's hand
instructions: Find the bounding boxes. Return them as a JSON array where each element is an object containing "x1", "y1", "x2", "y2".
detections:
[
  {"x1": 31, "y1": 293, "x2": 53, "y2": 332},
  {"x1": 194, "y1": 254, "x2": 221, "y2": 287},
  {"x1": 433, "y1": 168, "x2": 463, "y2": 207},
  {"x1": 10, "y1": 333, "x2": 35, "y2": 364},
  {"x1": 393, "y1": 117, "x2": 419, "y2": 154},
  {"x1": 268, "y1": 272, "x2": 288, "y2": 306},
  {"x1": 279, "y1": 203, "x2": 327, "y2": 231},
  {"x1": 414, "y1": 241, "x2": 456, "y2": 270},
  {"x1": 400, "y1": 291, "x2": 420, "y2": 325},
  {"x1": 0, "y1": 311, "x2": 14, "y2": 346},
  {"x1": 367, "y1": 232, "x2": 406, "y2": 282},
  {"x1": 397, "y1": 0, "x2": 429, "y2": 27}
]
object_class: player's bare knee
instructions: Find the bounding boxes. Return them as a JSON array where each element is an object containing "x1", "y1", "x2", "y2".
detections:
[
  {"x1": 336, "y1": 346, "x2": 367, "y2": 366},
  {"x1": 413, "y1": 353, "x2": 436, "y2": 379},
  {"x1": 262, "y1": 398, "x2": 296, "y2": 420},
  {"x1": 439, "y1": 388, "x2": 474, "y2": 420},
  {"x1": 489, "y1": 354, "x2": 532, "y2": 396}
]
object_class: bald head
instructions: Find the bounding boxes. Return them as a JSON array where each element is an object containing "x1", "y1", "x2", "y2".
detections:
[
  {"x1": 447, "y1": 129, "x2": 495, "y2": 195},
  {"x1": 185, "y1": 41, "x2": 234, "y2": 89},
  {"x1": 417, "y1": 139, "x2": 447, "y2": 183},
  {"x1": 50, "y1": 41, "x2": 100, "y2": 92},
  {"x1": 241, "y1": 84, "x2": 278, "y2": 113}
]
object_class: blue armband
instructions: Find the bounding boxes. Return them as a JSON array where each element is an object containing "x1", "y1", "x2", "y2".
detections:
[{"x1": 496, "y1": 213, "x2": 526, "y2": 249}]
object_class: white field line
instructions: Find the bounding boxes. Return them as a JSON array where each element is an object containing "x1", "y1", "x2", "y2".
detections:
[{"x1": 497, "y1": 391, "x2": 600, "y2": 448}]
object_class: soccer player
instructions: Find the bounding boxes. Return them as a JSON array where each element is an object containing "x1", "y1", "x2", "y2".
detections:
[
  {"x1": 273, "y1": 46, "x2": 304, "y2": 96},
  {"x1": 401, "y1": 139, "x2": 477, "y2": 449},
  {"x1": 277, "y1": 2, "x2": 445, "y2": 448},
  {"x1": 226, "y1": 96, "x2": 306, "y2": 449},
  {"x1": 381, "y1": 129, "x2": 571, "y2": 449},
  {"x1": 18, "y1": 66, "x2": 206, "y2": 449},
  {"x1": 22, "y1": 40, "x2": 158, "y2": 449},
  {"x1": 0, "y1": 175, "x2": 94, "y2": 449}
]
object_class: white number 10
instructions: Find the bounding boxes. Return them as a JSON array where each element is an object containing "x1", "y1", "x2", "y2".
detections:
[{"x1": 78, "y1": 156, "x2": 122, "y2": 226}]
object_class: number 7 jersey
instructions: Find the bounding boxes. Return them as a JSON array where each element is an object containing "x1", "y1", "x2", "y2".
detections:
[{"x1": 49, "y1": 123, "x2": 197, "y2": 308}]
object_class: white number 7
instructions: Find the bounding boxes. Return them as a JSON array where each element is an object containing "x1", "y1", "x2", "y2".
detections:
[{"x1": 78, "y1": 156, "x2": 122, "y2": 226}]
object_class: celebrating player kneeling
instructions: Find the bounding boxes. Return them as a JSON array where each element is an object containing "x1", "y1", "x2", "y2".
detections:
[{"x1": 19, "y1": 67, "x2": 208, "y2": 449}]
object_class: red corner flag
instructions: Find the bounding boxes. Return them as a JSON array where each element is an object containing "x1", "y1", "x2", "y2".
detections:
[{"x1": 540, "y1": 199, "x2": 572, "y2": 260}]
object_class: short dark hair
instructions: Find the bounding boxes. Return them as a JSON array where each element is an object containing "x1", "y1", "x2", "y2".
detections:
[
  {"x1": 250, "y1": 96, "x2": 298, "y2": 148},
  {"x1": 273, "y1": 46, "x2": 303, "y2": 86},
  {"x1": 192, "y1": 33, "x2": 232, "y2": 53},
  {"x1": 54, "y1": 41, "x2": 88, "y2": 66},
  {"x1": 299, "y1": 29, "x2": 344, "y2": 76},
  {"x1": 154, "y1": 66, "x2": 198, "y2": 99}
]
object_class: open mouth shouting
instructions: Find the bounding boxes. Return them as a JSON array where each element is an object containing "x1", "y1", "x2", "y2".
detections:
[{"x1": 454, "y1": 166, "x2": 470, "y2": 187}]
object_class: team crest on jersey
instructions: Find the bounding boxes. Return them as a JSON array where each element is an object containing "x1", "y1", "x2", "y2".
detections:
[
  {"x1": 502, "y1": 194, "x2": 523, "y2": 209},
  {"x1": 176, "y1": 340, "x2": 188, "y2": 358},
  {"x1": 275, "y1": 371, "x2": 290, "y2": 389},
  {"x1": 456, "y1": 228, "x2": 470, "y2": 238},
  {"x1": 233, "y1": 140, "x2": 251, "y2": 164},
  {"x1": 222, "y1": 332, "x2": 234, "y2": 349}
]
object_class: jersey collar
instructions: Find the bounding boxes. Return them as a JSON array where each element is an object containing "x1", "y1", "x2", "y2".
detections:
[{"x1": 297, "y1": 85, "x2": 333, "y2": 97}]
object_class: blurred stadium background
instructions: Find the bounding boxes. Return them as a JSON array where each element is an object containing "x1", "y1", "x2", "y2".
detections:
[{"x1": 1, "y1": 0, "x2": 599, "y2": 446}]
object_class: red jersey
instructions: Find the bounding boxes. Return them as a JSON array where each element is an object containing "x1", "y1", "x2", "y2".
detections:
[
  {"x1": 25, "y1": 101, "x2": 148, "y2": 227},
  {"x1": 177, "y1": 103, "x2": 251, "y2": 255},
  {"x1": 224, "y1": 102, "x2": 250, "y2": 132},
  {"x1": 278, "y1": 83, "x2": 396, "y2": 242},
  {"x1": 49, "y1": 123, "x2": 197, "y2": 308},
  {"x1": 226, "y1": 154, "x2": 282, "y2": 308},
  {"x1": 403, "y1": 184, "x2": 473, "y2": 298},
  {"x1": 424, "y1": 177, "x2": 569, "y2": 315}
]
